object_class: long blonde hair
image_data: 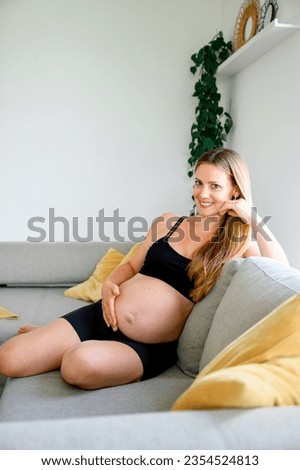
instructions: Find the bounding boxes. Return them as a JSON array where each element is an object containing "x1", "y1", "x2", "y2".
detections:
[{"x1": 188, "y1": 148, "x2": 252, "y2": 302}]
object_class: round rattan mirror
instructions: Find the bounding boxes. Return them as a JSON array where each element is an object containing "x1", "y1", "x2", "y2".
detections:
[{"x1": 232, "y1": 0, "x2": 261, "y2": 51}]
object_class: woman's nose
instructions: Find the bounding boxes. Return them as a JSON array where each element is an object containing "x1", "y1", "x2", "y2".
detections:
[{"x1": 198, "y1": 185, "x2": 210, "y2": 198}]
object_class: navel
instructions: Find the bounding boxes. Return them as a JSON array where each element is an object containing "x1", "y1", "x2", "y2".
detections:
[{"x1": 125, "y1": 311, "x2": 137, "y2": 324}]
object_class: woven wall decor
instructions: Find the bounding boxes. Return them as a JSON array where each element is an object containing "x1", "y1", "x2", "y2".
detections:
[
  {"x1": 258, "y1": 0, "x2": 279, "y2": 32},
  {"x1": 232, "y1": 0, "x2": 261, "y2": 51}
]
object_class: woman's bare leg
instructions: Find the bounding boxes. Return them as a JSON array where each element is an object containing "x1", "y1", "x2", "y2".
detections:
[
  {"x1": 0, "y1": 318, "x2": 80, "y2": 378},
  {"x1": 61, "y1": 340, "x2": 144, "y2": 390}
]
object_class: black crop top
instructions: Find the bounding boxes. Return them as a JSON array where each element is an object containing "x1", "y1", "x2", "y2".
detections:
[{"x1": 139, "y1": 216, "x2": 195, "y2": 302}]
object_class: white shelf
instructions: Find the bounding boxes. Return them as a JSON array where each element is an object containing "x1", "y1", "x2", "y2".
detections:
[{"x1": 218, "y1": 19, "x2": 300, "y2": 78}]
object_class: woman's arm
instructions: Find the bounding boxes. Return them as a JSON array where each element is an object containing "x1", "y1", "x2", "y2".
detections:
[
  {"x1": 101, "y1": 262, "x2": 139, "y2": 331},
  {"x1": 101, "y1": 212, "x2": 177, "y2": 330},
  {"x1": 246, "y1": 212, "x2": 289, "y2": 265},
  {"x1": 101, "y1": 238, "x2": 149, "y2": 331},
  {"x1": 219, "y1": 199, "x2": 289, "y2": 265}
]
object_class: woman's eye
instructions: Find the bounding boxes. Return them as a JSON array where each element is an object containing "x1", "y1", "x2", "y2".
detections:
[
  {"x1": 194, "y1": 180, "x2": 201, "y2": 186},
  {"x1": 211, "y1": 184, "x2": 221, "y2": 190}
]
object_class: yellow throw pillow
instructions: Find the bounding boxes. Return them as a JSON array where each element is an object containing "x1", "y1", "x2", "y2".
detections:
[
  {"x1": 0, "y1": 306, "x2": 18, "y2": 319},
  {"x1": 172, "y1": 293, "x2": 300, "y2": 410},
  {"x1": 64, "y1": 244, "x2": 140, "y2": 302},
  {"x1": 119, "y1": 243, "x2": 141, "y2": 265}
]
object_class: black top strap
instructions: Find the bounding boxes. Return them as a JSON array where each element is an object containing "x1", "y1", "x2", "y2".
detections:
[{"x1": 164, "y1": 216, "x2": 187, "y2": 241}]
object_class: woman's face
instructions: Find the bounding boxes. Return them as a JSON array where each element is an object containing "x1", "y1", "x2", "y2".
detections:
[{"x1": 193, "y1": 163, "x2": 238, "y2": 217}]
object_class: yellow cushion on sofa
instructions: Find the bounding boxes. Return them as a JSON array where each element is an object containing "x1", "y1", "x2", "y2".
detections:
[
  {"x1": 0, "y1": 306, "x2": 18, "y2": 319},
  {"x1": 64, "y1": 244, "x2": 140, "y2": 302},
  {"x1": 172, "y1": 293, "x2": 300, "y2": 410},
  {"x1": 119, "y1": 243, "x2": 141, "y2": 265}
]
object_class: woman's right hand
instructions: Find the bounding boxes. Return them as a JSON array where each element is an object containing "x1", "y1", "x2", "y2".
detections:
[{"x1": 101, "y1": 280, "x2": 120, "y2": 331}]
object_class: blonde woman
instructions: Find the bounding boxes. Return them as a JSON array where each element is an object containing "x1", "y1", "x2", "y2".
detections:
[{"x1": 0, "y1": 148, "x2": 288, "y2": 389}]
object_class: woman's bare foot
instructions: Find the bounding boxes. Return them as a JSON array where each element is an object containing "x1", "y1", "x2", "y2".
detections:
[{"x1": 18, "y1": 324, "x2": 40, "y2": 335}]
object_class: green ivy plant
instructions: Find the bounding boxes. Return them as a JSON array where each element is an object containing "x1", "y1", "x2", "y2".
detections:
[{"x1": 188, "y1": 32, "x2": 233, "y2": 178}]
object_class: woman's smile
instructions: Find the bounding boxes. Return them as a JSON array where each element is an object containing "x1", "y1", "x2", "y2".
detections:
[{"x1": 199, "y1": 200, "x2": 215, "y2": 208}]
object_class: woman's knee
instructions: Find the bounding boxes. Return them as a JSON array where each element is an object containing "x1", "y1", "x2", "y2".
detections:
[
  {"x1": 0, "y1": 342, "x2": 23, "y2": 377},
  {"x1": 60, "y1": 342, "x2": 144, "y2": 390},
  {"x1": 60, "y1": 346, "x2": 96, "y2": 388}
]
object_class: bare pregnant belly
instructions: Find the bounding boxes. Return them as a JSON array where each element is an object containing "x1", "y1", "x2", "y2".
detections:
[{"x1": 115, "y1": 274, "x2": 194, "y2": 343}]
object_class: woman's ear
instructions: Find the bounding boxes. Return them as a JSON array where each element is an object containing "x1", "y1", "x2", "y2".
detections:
[{"x1": 232, "y1": 187, "x2": 240, "y2": 200}]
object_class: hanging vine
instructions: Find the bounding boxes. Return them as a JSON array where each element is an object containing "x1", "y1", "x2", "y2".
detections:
[{"x1": 188, "y1": 32, "x2": 233, "y2": 177}]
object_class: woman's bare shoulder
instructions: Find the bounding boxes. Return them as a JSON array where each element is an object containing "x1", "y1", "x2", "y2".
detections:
[{"x1": 149, "y1": 212, "x2": 181, "y2": 240}]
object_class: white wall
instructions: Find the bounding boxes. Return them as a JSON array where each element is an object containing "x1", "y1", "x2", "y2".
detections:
[
  {"x1": 220, "y1": 0, "x2": 300, "y2": 269},
  {"x1": 0, "y1": 0, "x2": 221, "y2": 242}
]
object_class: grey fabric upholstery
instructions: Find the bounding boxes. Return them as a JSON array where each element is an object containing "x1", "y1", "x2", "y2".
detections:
[
  {"x1": 177, "y1": 258, "x2": 244, "y2": 377},
  {"x1": 0, "y1": 241, "x2": 135, "y2": 285},
  {"x1": 1, "y1": 407, "x2": 300, "y2": 450},
  {"x1": 0, "y1": 287, "x2": 88, "y2": 344},
  {"x1": 0, "y1": 367, "x2": 193, "y2": 422},
  {"x1": 200, "y1": 257, "x2": 300, "y2": 369}
]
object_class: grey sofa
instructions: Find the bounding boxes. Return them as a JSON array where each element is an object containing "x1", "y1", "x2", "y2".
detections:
[{"x1": 1, "y1": 241, "x2": 300, "y2": 450}]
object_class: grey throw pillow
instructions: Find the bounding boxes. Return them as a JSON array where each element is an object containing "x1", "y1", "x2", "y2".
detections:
[
  {"x1": 177, "y1": 258, "x2": 245, "y2": 377},
  {"x1": 199, "y1": 257, "x2": 300, "y2": 370}
]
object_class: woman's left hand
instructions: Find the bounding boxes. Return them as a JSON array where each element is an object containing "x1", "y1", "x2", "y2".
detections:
[{"x1": 218, "y1": 198, "x2": 252, "y2": 224}]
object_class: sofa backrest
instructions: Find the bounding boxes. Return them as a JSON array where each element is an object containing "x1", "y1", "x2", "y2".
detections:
[
  {"x1": 199, "y1": 256, "x2": 300, "y2": 370},
  {"x1": 0, "y1": 242, "x2": 135, "y2": 286},
  {"x1": 177, "y1": 256, "x2": 300, "y2": 377}
]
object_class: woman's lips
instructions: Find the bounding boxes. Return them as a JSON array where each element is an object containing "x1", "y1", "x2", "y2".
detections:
[{"x1": 199, "y1": 201, "x2": 214, "y2": 207}]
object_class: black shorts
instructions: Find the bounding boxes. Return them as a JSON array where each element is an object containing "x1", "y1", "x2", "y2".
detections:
[{"x1": 62, "y1": 300, "x2": 178, "y2": 380}]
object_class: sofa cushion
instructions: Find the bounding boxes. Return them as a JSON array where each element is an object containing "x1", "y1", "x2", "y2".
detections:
[
  {"x1": 177, "y1": 258, "x2": 244, "y2": 377},
  {"x1": 0, "y1": 366, "x2": 193, "y2": 422},
  {"x1": 0, "y1": 287, "x2": 89, "y2": 346},
  {"x1": 173, "y1": 294, "x2": 300, "y2": 410},
  {"x1": 200, "y1": 257, "x2": 300, "y2": 370}
]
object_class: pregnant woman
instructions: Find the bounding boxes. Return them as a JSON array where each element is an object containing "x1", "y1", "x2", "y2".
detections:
[{"x1": 0, "y1": 148, "x2": 288, "y2": 389}]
